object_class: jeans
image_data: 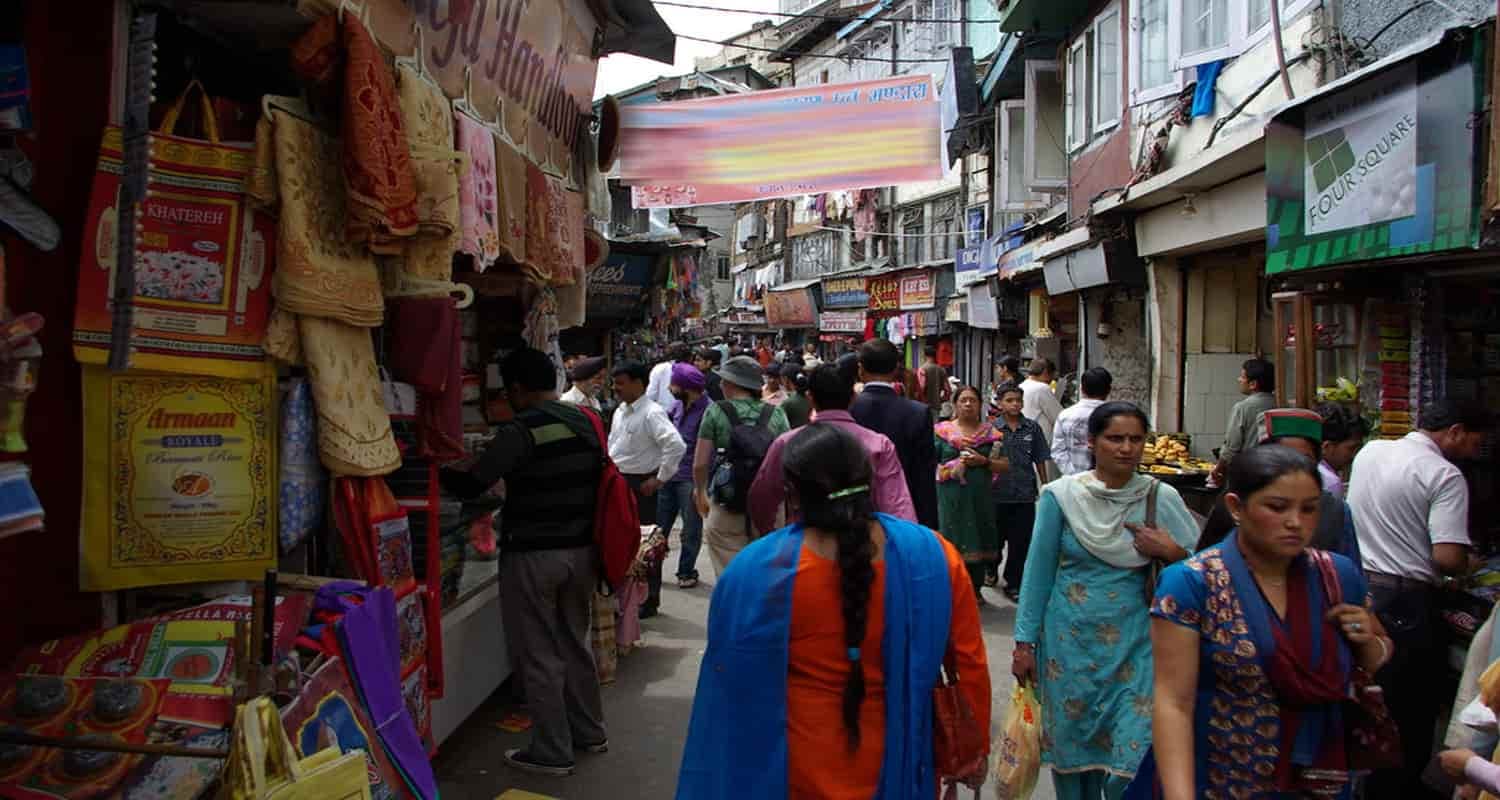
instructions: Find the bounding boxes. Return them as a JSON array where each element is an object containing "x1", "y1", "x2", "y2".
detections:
[{"x1": 657, "y1": 479, "x2": 703, "y2": 581}]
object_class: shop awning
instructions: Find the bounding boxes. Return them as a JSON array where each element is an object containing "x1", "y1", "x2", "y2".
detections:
[
  {"x1": 980, "y1": 33, "x2": 1062, "y2": 106},
  {"x1": 837, "y1": 0, "x2": 892, "y2": 40},
  {"x1": 769, "y1": 278, "x2": 821, "y2": 292},
  {"x1": 769, "y1": 0, "x2": 870, "y2": 62},
  {"x1": 996, "y1": 0, "x2": 1090, "y2": 33},
  {"x1": 597, "y1": 0, "x2": 677, "y2": 64}
]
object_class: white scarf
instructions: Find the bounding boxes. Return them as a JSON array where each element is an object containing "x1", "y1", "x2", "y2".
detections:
[{"x1": 1046, "y1": 472, "x2": 1156, "y2": 569}]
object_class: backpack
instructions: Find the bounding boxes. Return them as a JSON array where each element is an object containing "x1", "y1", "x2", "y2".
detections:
[
  {"x1": 576, "y1": 407, "x2": 640, "y2": 593},
  {"x1": 709, "y1": 401, "x2": 777, "y2": 513}
]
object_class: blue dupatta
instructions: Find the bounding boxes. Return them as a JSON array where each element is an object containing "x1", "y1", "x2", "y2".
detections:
[{"x1": 675, "y1": 513, "x2": 953, "y2": 800}]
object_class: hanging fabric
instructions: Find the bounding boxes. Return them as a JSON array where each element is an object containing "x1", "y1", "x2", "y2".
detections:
[
  {"x1": 290, "y1": 13, "x2": 418, "y2": 254},
  {"x1": 250, "y1": 110, "x2": 384, "y2": 327},
  {"x1": 299, "y1": 316, "x2": 401, "y2": 476},
  {"x1": 453, "y1": 111, "x2": 501, "y2": 270},
  {"x1": 493, "y1": 132, "x2": 529, "y2": 267}
]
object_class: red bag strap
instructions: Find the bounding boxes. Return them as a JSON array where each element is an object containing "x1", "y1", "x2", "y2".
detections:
[
  {"x1": 1309, "y1": 549, "x2": 1343, "y2": 606},
  {"x1": 579, "y1": 406, "x2": 609, "y2": 465}
]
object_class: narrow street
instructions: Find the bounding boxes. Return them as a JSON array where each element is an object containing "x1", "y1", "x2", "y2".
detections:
[{"x1": 435, "y1": 541, "x2": 1057, "y2": 800}]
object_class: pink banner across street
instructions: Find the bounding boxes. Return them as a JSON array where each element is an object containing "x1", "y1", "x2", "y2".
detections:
[{"x1": 620, "y1": 75, "x2": 942, "y2": 208}]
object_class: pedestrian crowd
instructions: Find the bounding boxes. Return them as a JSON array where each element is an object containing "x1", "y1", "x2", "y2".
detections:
[{"x1": 441, "y1": 341, "x2": 1498, "y2": 800}]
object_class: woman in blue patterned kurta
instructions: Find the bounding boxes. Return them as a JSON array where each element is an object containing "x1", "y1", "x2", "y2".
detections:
[
  {"x1": 1144, "y1": 445, "x2": 1390, "y2": 799},
  {"x1": 1011, "y1": 403, "x2": 1199, "y2": 800}
]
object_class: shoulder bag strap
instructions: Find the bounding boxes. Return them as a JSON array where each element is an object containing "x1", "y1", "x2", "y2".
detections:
[
  {"x1": 580, "y1": 407, "x2": 609, "y2": 465},
  {"x1": 717, "y1": 400, "x2": 741, "y2": 427},
  {"x1": 1309, "y1": 549, "x2": 1343, "y2": 605},
  {"x1": 755, "y1": 403, "x2": 775, "y2": 428},
  {"x1": 1145, "y1": 479, "x2": 1160, "y2": 528}
]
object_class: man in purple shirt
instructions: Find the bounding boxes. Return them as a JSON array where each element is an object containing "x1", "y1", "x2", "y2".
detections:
[
  {"x1": 658, "y1": 363, "x2": 710, "y2": 595},
  {"x1": 749, "y1": 364, "x2": 915, "y2": 534}
]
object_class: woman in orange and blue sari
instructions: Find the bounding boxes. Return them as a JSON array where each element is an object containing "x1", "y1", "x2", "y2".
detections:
[
  {"x1": 677, "y1": 423, "x2": 990, "y2": 798},
  {"x1": 1143, "y1": 445, "x2": 1393, "y2": 799}
]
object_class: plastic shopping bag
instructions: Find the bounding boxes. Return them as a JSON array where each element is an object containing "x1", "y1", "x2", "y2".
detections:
[{"x1": 993, "y1": 684, "x2": 1041, "y2": 800}]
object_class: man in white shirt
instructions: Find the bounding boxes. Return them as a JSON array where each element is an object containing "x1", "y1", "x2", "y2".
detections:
[
  {"x1": 1051, "y1": 367, "x2": 1110, "y2": 475},
  {"x1": 1347, "y1": 399, "x2": 1490, "y2": 799},
  {"x1": 1020, "y1": 357, "x2": 1063, "y2": 446},
  {"x1": 608, "y1": 361, "x2": 687, "y2": 533},
  {"x1": 645, "y1": 342, "x2": 690, "y2": 415}
]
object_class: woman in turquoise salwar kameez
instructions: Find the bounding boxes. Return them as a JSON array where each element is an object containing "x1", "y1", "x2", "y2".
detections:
[{"x1": 1011, "y1": 402, "x2": 1199, "y2": 800}]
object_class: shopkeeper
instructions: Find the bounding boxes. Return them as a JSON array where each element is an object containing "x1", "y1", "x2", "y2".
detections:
[
  {"x1": 1349, "y1": 399, "x2": 1490, "y2": 800},
  {"x1": 1210, "y1": 357, "x2": 1276, "y2": 484}
]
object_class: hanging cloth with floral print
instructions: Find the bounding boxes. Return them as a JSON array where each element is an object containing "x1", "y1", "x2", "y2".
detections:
[{"x1": 453, "y1": 111, "x2": 501, "y2": 271}]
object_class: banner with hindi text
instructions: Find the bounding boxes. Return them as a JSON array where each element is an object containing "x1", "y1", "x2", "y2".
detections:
[{"x1": 621, "y1": 75, "x2": 942, "y2": 208}]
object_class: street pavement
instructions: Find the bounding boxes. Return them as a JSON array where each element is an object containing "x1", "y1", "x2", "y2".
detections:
[{"x1": 435, "y1": 538, "x2": 1058, "y2": 800}]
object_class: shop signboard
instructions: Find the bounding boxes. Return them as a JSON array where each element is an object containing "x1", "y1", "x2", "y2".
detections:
[
  {"x1": 968, "y1": 283, "x2": 999, "y2": 329},
  {"x1": 909, "y1": 310, "x2": 941, "y2": 337},
  {"x1": 822, "y1": 276, "x2": 870, "y2": 308},
  {"x1": 955, "y1": 246, "x2": 984, "y2": 285},
  {"x1": 945, "y1": 295, "x2": 968, "y2": 323},
  {"x1": 363, "y1": 0, "x2": 600, "y2": 181},
  {"x1": 587, "y1": 253, "x2": 655, "y2": 318},
  {"x1": 727, "y1": 310, "x2": 768, "y2": 326},
  {"x1": 1266, "y1": 33, "x2": 1481, "y2": 274},
  {"x1": 869, "y1": 276, "x2": 901, "y2": 311},
  {"x1": 766, "y1": 287, "x2": 818, "y2": 328},
  {"x1": 820, "y1": 309, "x2": 867, "y2": 333},
  {"x1": 998, "y1": 239, "x2": 1040, "y2": 279},
  {"x1": 965, "y1": 206, "x2": 986, "y2": 247},
  {"x1": 899, "y1": 271, "x2": 937, "y2": 310},
  {"x1": 620, "y1": 75, "x2": 942, "y2": 208}
]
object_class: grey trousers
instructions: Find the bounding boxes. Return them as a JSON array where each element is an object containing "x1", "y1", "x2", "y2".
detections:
[{"x1": 501, "y1": 545, "x2": 607, "y2": 765}]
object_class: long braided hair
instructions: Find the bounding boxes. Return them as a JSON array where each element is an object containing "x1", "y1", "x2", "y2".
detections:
[{"x1": 782, "y1": 423, "x2": 878, "y2": 751}]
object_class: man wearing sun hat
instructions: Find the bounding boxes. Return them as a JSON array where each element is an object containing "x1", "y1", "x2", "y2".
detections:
[{"x1": 691, "y1": 355, "x2": 789, "y2": 575}]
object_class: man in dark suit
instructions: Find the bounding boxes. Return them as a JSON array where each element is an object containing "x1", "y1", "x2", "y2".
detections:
[{"x1": 850, "y1": 339, "x2": 940, "y2": 529}]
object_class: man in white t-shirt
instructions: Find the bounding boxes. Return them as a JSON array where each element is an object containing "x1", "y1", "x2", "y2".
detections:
[
  {"x1": 1019, "y1": 357, "x2": 1062, "y2": 445},
  {"x1": 645, "y1": 342, "x2": 691, "y2": 415},
  {"x1": 1348, "y1": 399, "x2": 1490, "y2": 799}
]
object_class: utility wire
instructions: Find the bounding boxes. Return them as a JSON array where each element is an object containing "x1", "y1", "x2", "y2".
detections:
[
  {"x1": 654, "y1": 0, "x2": 996, "y2": 25},
  {"x1": 674, "y1": 32, "x2": 950, "y2": 62}
]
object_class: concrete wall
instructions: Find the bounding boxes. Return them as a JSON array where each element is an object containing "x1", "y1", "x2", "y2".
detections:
[
  {"x1": 1084, "y1": 286, "x2": 1152, "y2": 410},
  {"x1": 1338, "y1": 0, "x2": 1490, "y2": 60},
  {"x1": 1182, "y1": 353, "x2": 1255, "y2": 459},
  {"x1": 1146, "y1": 258, "x2": 1183, "y2": 433}
]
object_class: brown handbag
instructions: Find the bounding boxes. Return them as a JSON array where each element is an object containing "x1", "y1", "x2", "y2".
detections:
[{"x1": 933, "y1": 645, "x2": 988, "y2": 798}]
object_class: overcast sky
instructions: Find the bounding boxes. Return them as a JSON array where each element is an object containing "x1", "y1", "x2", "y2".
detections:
[{"x1": 593, "y1": 0, "x2": 781, "y2": 99}]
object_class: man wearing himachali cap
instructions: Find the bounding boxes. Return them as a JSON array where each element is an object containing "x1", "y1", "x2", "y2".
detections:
[{"x1": 1195, "y1": 407, "x2": 1362, "y2": 566}]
